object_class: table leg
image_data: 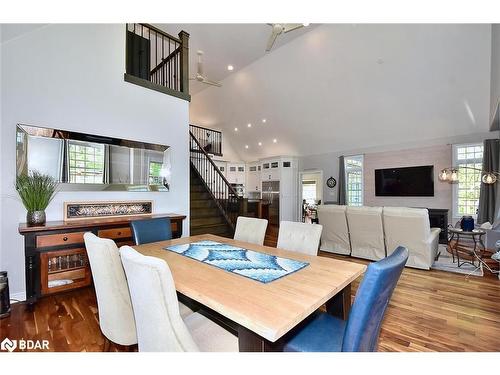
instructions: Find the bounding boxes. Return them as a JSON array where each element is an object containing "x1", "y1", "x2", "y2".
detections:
[
  {"x1": 238, "y1": 326, "x2": 283, "y2": 352},
  {"x1": 448, "y1": 232, "x2": 456, "y2": 263},
  {"x1": 325, "y1": 284, "x2": 352, "y2": 320}
]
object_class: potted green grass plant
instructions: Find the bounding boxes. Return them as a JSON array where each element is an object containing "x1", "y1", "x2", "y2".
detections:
[{"x1": 15, "y1": 171, "x2": 58, "y2": 226}]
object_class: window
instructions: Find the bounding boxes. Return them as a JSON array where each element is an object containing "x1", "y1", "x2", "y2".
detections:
[
  {"x1": 345, "y1": 155, "x2": 364, "y2": 206},
  {"x1": 302, "y1": 180, "x2": 317, "y2": 205},
  {"x1": 453, "y1": 143, "x2": 483, "y2": 218},
  {"x1": 68, "y1": 141, "x2": 105, "y2": 184},
  {"x1": 149, "y1": 161, "x2": 163, "y2": 185}
]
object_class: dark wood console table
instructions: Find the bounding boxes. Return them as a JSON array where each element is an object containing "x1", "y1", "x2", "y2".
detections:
[{"x1": 18, "y1": 213, "x2": 186, "y2": 307}]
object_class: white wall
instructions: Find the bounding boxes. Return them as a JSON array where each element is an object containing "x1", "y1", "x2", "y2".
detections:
[
  {"x1": 1, "y1": 24, "x2": 190, "y2": 299},
  {"x1": 191, "y1": 24, "x2": 492, "y2": 161},
  {"x1": 363, "y1": 145, "x2": 452, "y2": 211}
]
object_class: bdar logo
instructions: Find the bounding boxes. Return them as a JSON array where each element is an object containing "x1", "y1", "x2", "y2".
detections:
[{"x1": 1, "y1": 338, "x2": 17, "y2": 352}]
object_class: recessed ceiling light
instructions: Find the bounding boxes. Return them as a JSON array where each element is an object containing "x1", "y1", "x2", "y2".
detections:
[
  {"x1": 262, "y1": 119, "x2": 266, "y2": 123},
  {"x1": 227, "y1": 65, "x2": 234, "y2": 71},
  {"x1": 247, "y1": 123, "x2": 252, "y2": 128},
  {"x1": 273, "y1": 139, "x2": 277, "y2": 143},
  {"x1": 234, "y1": 127, "x2": 238, "y2": 131},
  {"x1": 258, "y1": 142, "x2": 262, "y2": 146},
  {"x1": 245, "y1": 145, "x2": 249, "y2": 149},
  {"x1": 303, "y1": 23, "x2": 310, "y2": 27}
]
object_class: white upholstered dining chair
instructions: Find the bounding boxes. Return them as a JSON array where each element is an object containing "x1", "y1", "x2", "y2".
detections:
[
  {"x1": 277, "y1": 221, "x2": 323, "y2": 256},
  {"x1": 83, "y1": 233, "x2": 193, "y2": 350},
  {"x1": 233, "y1": 216, "x2": 268, "y2": 245},
  {"x1": 119, "y1": 246, "x2": 238, "y2": 352}
]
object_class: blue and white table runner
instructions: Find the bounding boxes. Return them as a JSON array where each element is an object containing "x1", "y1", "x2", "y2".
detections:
[{"x1": 164, "y1": 240, "x2": 309, "y2": 283}]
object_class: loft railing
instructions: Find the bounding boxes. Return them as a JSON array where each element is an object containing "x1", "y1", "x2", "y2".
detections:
[
  {"x1": 189, "y1": 131, "x2": 241, "y2": 230},
  {"x1": 124, "y1": 23, "x2": 190, "y2": 101},
  {"x1": 189, "y1": 124, "x2": 223, "y2": 156}
]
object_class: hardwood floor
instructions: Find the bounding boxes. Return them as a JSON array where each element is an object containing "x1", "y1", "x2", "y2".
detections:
[
  {"x1": 1, "y1": 226, "x2": 499, "y2": 352},
  {"x1": 320, "y1": 253, "x2": 500, "y2": 352}
]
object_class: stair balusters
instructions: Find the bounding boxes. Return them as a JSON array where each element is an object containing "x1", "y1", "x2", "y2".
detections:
[{"x1": 189, "y1": 131, "x2": 241, "y2": 230}]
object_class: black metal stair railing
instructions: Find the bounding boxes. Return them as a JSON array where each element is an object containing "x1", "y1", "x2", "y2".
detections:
[
  {"x1": 189, "y1": 131, "x2": 241, "y2": 230},
  {"x1": 189, "y1": 124, "x2": 223, "y2": 156}
]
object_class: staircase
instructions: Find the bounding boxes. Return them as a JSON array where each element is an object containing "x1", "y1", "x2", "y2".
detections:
[
  {"x1": 189, "y1": 130, "x2": 242, "y2": 237},
  {"x1": 190, "y1": 167, "x2": 233, "y2": 237}
]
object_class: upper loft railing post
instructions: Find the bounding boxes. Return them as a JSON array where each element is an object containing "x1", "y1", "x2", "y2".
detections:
[{"x1": 179, "y1": 30, "x2": 190, "y2": 97}]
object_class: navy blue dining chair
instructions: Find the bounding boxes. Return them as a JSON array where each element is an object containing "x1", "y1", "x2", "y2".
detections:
[
  {"x1": 130, "y1": 218, "x2": 172, "y2": 245},
  {"x1": 283, "y1": 246, "x2": 409, "y2": 352}
]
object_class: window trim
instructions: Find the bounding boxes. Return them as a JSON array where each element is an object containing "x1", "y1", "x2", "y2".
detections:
[
  {"x1": 452, "y1": 143, "x2": 483, "y2": 219},
  {"x1": 345, "y1": 154, "x2": 364, "y2": 207}
]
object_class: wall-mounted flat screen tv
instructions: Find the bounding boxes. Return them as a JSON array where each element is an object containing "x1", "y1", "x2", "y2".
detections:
[{"x1": 375, "y1": 165, "x2": 434, "y2": 197}]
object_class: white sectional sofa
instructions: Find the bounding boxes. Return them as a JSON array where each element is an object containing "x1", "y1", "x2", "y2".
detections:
[
  {"x1": 383, "y1": 207, "x2": 441, "y2": 269},
  {"x1": 317, "y1": 205, "x2": 441, "y2": 270},
  {"x1": 346, "y1": 206, "x2": 386, "y2": 261},
  {"x1": 317, "y1": 205, "x2": 351, "y2": 255}
]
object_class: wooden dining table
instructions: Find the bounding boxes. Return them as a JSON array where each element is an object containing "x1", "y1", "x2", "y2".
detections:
[{"x1": 133, "y1": 233, "x2": 366, "y2": 352}]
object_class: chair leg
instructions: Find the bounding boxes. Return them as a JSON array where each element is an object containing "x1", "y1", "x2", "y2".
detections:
[{"x1": 103, "y1": 337, "x2": 111, "y2": 352}]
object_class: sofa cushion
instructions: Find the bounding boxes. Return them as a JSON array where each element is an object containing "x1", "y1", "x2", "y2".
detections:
[
  {"x1": 317, "y1": 205, "x2": 351, "y2": 255},
  {"x1": 347, "y1": 206, "x2": 385, "y2": 261}
]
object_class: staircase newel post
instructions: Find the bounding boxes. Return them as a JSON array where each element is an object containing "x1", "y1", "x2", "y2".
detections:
[{"x1": 179, "y1": 30, "x2": 190, "y2": 97}]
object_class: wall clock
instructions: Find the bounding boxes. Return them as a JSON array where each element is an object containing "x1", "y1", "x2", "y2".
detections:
[{"x1": 326, "y1": 176, "x2": 337, "y2": 189}]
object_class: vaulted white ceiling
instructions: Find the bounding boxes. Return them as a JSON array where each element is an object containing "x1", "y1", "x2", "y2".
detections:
[
  {"x1": 188, "y1": 24, "x2": 493, "y2": 161},
  {"x1": 1, "y1": 24, "x2": 47, "y2": 43},
  {"x1": 156, "y1": 23, "x2": 317, "y2": 95}
]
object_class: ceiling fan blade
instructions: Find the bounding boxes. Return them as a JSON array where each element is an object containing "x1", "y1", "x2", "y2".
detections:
[
  {"x1": 201, "y1": 78, "x2": 222, "y2": 87},
  {"x1": 283, "y1": 23, "x2": 304, "y2": 33}
]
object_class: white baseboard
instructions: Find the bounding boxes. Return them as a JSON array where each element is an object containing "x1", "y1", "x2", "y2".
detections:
[{"x1": 10, "y1": 291, "x2": 26, "y2": 303}]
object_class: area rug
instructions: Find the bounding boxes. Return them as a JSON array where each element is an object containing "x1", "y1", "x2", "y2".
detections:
[
  {"x1": 164, "y1": 240, "x2": 309, "y2": 283},
  {"x1": 431, "y1": 245, "x2": 483, "y2": 277}
]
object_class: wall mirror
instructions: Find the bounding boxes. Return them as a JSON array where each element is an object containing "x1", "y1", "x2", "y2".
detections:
[{"x1": 16, "y1": 124, "x2": 171, "y2": 192}]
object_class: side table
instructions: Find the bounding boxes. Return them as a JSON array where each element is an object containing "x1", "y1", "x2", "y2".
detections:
[{"x1": 447, "y1": 227, "x2": 486, "y2": 268}]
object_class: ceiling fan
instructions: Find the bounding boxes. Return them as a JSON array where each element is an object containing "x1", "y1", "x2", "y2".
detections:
[
  {"x1": 265, "y1": 23, "x2": 308, "y2": 52},
  {"x1": 189, "y1": 50, "x2": 222, "y2": 87}
]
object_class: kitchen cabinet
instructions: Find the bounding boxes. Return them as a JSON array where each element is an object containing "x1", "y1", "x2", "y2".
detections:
[
  {"x1": 279, "y1": 157, "x2": 299, "y2": 222},
  {"x1": 213, "y1": 160, "x2": 227, "y2": 177},
  {"x1": 255, "y1": 156, "x2": 299, "y2": 223},
  {"x1": 227, "y1": 163, "x2": 246, "y2": 184},
  {"x1": 261, "y1": 158, "x2": 280, "y2": 181},
  {"x1": 246, "y1": 162, "x2": 261, "y2": 192}
]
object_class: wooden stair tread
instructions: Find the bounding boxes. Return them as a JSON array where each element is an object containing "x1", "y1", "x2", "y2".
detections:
[{"x1": 190, "y1": 164, "x2": 233, "y2": 238}]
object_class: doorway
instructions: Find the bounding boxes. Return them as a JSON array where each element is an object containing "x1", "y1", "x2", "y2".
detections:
[{"x1": 299, "y1": 170, "x2": 323, "y2": 223}]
